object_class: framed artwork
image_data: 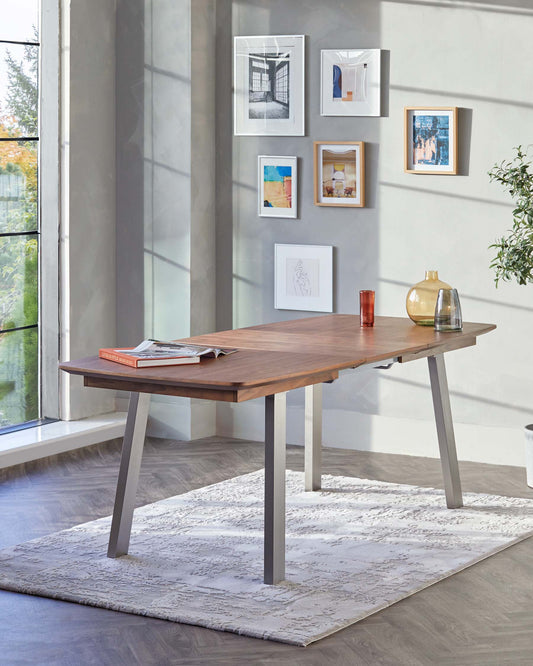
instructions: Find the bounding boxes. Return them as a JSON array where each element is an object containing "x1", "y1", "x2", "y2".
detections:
[
  {"x1": 258, "y1": 155, "x2": 297, "y2": 218},
  {"x1": 275, "y1": 244, "x2": 333, "y2": 312},
  {"x1": 320, "y1": 49, "x2": 381, "y2": 117},
  {"x1": 313, "y1": 141, "x2": 365, "y2": 207},
  {"x1": 234, "y1": 35, "x2": 305, "y2": 136},
  {"x1": 404, "y1": 107, "x2": 458, "y2": 174}
]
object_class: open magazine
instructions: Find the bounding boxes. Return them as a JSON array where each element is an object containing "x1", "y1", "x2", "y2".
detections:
[{"x1": 99, "y1": 339, "x2": 237, "y2": 368}]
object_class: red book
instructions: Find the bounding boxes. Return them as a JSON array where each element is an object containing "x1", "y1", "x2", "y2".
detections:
[{"x1": 98, "y1": 347, "x2": 201, "y2": 368}]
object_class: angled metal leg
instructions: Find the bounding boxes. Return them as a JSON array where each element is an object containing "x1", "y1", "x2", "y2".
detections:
[
  {"x1": 428, "y1": 354, "x2": 463, "y2": 509},
  {"x1": 264, "y1": 392, "x2": 286, "y2": 584},
  {"x1": 305, "y1": 383, "x2": 322, "y2": 491},
  {"x1": 107, "y1": 392, "x2": 151, "y2": 557}
]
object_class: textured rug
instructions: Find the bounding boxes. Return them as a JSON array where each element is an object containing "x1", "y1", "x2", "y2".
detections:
[{"x1": 1, "y1": 470, "x2": 533, "y2": 646}]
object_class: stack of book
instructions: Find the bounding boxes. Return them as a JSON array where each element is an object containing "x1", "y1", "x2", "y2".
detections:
[{"x1": 99, "y1": 340, "x2": 236, "y2": 368}]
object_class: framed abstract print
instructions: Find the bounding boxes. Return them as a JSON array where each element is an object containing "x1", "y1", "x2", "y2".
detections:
[
  {"x1": 258, "y1": 155, "x2": 297, "y2": 218},
  {"x1": 320, "y1": 49, "x2": 381, "y2": 117},
  {"x1": 404, "y1": 107, "x2": 458, "y2": 174}
]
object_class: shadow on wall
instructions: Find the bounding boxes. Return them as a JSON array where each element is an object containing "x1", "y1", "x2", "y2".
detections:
[
  {"x1": 391, "y1": 84, "x2": 533, "y2": 111},
  {"x1": 381, "y1": 50, "x2": 391, "y2": 117},
  {"x1": 381, "y1": 373, "x2": 533, "y2": 415},
  {"x1": 379, "y1": 181, "x2": 513, "y2": 209},
  {"x1": 380, "y1": 277, "x2": 533, "y2": 313},
  {"x1": 383, "y1": 0, "x2": 533, "y2": 18}
]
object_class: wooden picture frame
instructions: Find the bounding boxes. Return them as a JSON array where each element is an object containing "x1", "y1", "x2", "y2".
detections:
[
  {"x1": 258, "y1": 155, "x2": 297, "y2": 218},
  {"x1": 313, "y1": 141, "x2": 365, "y2": 207},
  {"x1": 275, "y1": 243, "x2": 333, "y2": 312},
  {"x1": 404, "y1": 107, "x2": 458, "y2": 175},
  {"x1": 234, "y1": 35, "x2": 305, "y2": 136}
]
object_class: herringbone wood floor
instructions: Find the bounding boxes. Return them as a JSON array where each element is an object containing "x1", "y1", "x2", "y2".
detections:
[{"x1": 1, "y1": 436, "x2": 533, "y2": 665}]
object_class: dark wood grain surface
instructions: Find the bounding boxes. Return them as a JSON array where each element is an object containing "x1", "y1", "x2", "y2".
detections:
[{"x1": 60, "y1": 315, "x2": 496, "y2": 402}]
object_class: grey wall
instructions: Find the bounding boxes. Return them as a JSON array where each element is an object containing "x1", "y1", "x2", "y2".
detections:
[
  {"x1": 64, "y1": 0, "x2": 533, "y2": 464},
  {"x1": 215, "y1": 0, "x2": 234, "y2": 333},
  {"x1": 115, "y1": 0, "x2": 217, "y2": 439},
  {"x1": 217, "y1": 0, "x2": 533, "y2": 466},
  {"x1": 116, "y1": 0, "x2": 145, "y2": 348}
]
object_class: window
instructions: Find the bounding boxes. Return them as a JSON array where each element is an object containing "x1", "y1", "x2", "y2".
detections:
[
  {"x1": 252, "y1": 70, "x2": 261, "y2": 92},
  {"x1": 275, "y1": 60, "x2": 288, "y2": 105},
  {"x1": 0, "y1": 1, "x2": 40, "y2": 430}
]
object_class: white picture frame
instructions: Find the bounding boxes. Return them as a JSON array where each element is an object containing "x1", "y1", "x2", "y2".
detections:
[
  {"x1": 258, "y1": 155, "x2": 297, "y2": 218},
  {"x1": 275, "y1": 244, "x2": 333, "y2": 312},
  {"x1": 234, "y1": 35, "x2": 305, "y2": 136},
  {"x1": 320, "y1": 49, "x2": 381, "y2": 117}
]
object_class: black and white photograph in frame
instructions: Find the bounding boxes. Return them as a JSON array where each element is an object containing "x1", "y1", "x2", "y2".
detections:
[
  {"x1": 234, "y1": 35, "x2": 305, "y2": 136},
  {"x1": 275, "y1": 244, "x2": 333, "y2": 312},
  {"x1": 320, "y1": 49, "x2": 381, "y2": 117}
]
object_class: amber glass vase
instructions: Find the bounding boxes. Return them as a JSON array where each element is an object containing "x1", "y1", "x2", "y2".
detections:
[{"x1": 406, "y1": 270, "x2": 452, "y2": 326}]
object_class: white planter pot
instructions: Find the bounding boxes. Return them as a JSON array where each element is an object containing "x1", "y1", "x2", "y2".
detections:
[{"x1": 524, "y1": 425, "x2": 533, "y2": 488}]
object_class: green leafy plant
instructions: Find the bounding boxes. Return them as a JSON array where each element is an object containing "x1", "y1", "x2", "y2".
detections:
[{"x1": 488, "y1": 146, "x2": 533, "y2": 286}]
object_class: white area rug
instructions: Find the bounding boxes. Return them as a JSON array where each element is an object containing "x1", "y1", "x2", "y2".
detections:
[{"x1": 1, "y1": 470, "x2": 533, "y2": 646}]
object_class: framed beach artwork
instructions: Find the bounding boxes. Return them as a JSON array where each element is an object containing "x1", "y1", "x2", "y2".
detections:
[
  {"x1": 404, "y1": 107, "x2": 458, "y2": 174},
  {"x1": 234, "y1": 35, "x2": 305, "y2": 136},
  {"x1": 258, "y1": 156, "x2": 297, "y2": 218},
  {"x1": 320, "y1": 49, "x2": 381, "y2": 116},
  {"x1": 314, "y1": 141, "x2": 365, "y2": 207},
  {"x1": 275, "y1": 244, "x2": 333, "y2": 312}
]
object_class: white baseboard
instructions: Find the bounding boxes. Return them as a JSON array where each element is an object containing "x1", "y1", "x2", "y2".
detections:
[
  {"x1": 217, "y1": 402, "x2": 525, "y2": 468},
  {"x1": 0, "y1": 413, "x2": 127, "y2": 469},
  {"x1": 2, "y1": 403, "x2": 523, "y2": 471}
]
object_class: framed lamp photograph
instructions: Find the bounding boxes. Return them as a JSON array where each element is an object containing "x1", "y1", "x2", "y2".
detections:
[
  {"x1": 234, "y1": 35, "x2": 305, "y2": 136},
  {"x1": 404, "y1": 107, "x2": 458, "y2": 174},
  {"x1": 258, "y1": 155, "x2": 297, "y2": 218},
  {"x1": 320, "y1": 49, "x2": 381, "y2": 117},
  {"x1": 275, "y1": 244, "x2": 333, "y2": 312},
  {"x1": 314, "y1": 141, "x2": 365, "y2": 207}
]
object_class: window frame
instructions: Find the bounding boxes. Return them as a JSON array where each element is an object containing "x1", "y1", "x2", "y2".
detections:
[{"x1": 0, "y1": 28, "x2": 41, "y2": 428}]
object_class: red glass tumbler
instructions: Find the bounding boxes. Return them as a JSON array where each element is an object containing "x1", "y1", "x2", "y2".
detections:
[{"x1": 359, "y1": 290, "x2": 375, "y2": 327}]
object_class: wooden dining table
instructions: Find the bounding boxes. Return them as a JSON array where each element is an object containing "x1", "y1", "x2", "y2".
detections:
[{"x1": 60, "y1": 314, "x2": 496, "y2": 584}]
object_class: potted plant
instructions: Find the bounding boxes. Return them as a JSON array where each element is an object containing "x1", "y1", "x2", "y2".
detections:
[
  {"x1": 489, "y1": 146, "x2": 533, "y2": 486},
  {"x1": 488, "y1": 146, "x2": 533, "y2": 286}
]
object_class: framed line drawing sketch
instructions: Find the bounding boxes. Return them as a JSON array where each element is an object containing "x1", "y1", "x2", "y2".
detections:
[
  {"x1": 404, "y1": 107, "x2": 458, "y2": 174},
  {"x1": 320, "y1": 49, "x2": 381, "y2": 116},
  {"x1": 275, "y1": 244, "x2": 333, "y2": 312},
  {"x1": 234, "y1": 35, "x2": 305, "y2": 136},
  {"x1": 258, "y1": 155, "x2": 297, "y2": 218},
  {"x1": 314, "y1": 141, "x2": 365, "y2": 207}
]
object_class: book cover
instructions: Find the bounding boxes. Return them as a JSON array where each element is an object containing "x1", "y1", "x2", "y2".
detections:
[{"x1": 98, "y1": 348, "x2": 201, "y2": 368}]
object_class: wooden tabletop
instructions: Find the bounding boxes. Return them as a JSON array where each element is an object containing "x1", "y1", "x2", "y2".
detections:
[{"x1": 60, "y1": 315, "x2": 496, "y2": 403}]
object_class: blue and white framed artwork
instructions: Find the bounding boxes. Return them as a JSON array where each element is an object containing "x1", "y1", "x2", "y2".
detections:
[{"x1": 404, "y1": 107, "x2": 458, "y2": 175}]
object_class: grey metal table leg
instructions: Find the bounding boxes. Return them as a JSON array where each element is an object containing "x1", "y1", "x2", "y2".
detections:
[
  {"x1": 264, "y1": 392, "x2": 286, "y2": 585},
  {"x1": 107, "y1": 391, "x2": 151, "y2": 557},
  {"x1": 428, "y1": 354, "x2": 463, "y2": 509},
  {"x1": 305, "y1": 383, "x2": 322, "y2": 491}
]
